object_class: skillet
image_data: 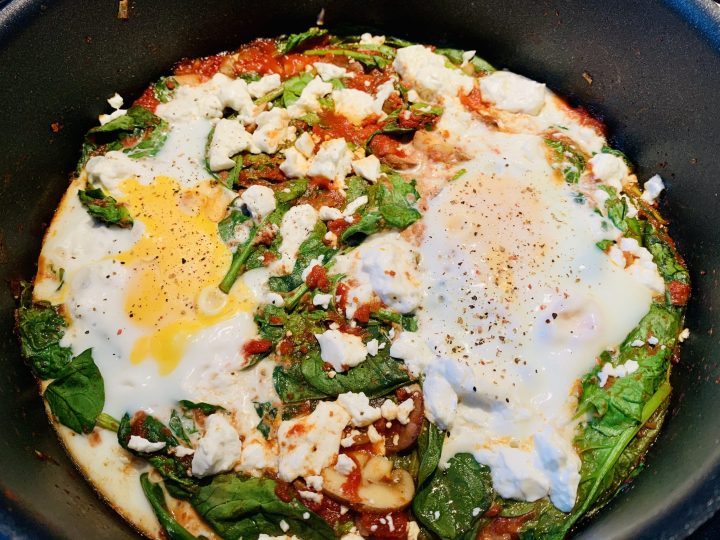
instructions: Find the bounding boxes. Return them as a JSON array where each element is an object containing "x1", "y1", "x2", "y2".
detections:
[{"x1": 0, "y1": 0, "x2": 719, "y2": 538}]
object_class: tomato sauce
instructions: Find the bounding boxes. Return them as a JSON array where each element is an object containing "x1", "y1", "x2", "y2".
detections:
[
  {"x1": 460, "y1": 86, "x2": 487, "y2": 114},
  {"x1": 175, "y1": 54, "x2": 226, "y2": 80},
  {"x1": 242, "y1": 338, "x2": 272, "y2": 356},
  {"x1": 305, "y1": 265, "x2": 330, "y2": 290},
  {"x1": 668, "y1": 280, "x2": 690, "y2": 306},
  {"x1": 369, "y1": 134, "x2": 406, "y2": 158},
  {"x1": 134, "y1": 86, "x2": 160, "y2": 112},
  {"x1": 357, "y1": 511, "x2": 409, "y2": 539},
  {"x1": 313, "y1": 110, "x2": 381, "y2": 146}
]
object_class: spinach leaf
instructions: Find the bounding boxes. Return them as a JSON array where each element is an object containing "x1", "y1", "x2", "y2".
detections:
[
  {"x1": 78, "y1": 187, "x2": 134, "y2": 228},
  {"x1": 544, "y1": 138, "x2": 586, "y2": 184},
  {"x1": 96, "y1": 412, "x2": 120, "y2": 432},
  {"x1": 179, "y1": 400, "x2": 225, "y2": 415},
  {"x1": 168, "y1": 409, "x2": 192, "y2": 445},
  {"x1": 15, "y1": 283, "x2": 72, "y2": 379},
  {"x1": 118, "y1": 412, "x2": 179, "y2": 451},
  {"x1": 273, "y1": 363, "x2": 329, "y2": 403},
  {"x1": 299, "y1": 351, "x2": 410, "y2": 400},
  {"x1": 413, "y1": 453, "x2": 493, "y2": 539},
  {"x1": 218, "y1": 208, "x2": 251, "y2": 243},
  {"x1": 268, "y1": 221, "x2": 335, "y2": 293},
  {"x1": 278, "y1": 27, "x2": 328, "y2": 54},
  {"x1": 154, "y1": 77, "x2": 178, "y2": 103},
  {"x1": 341, "y1": 175, "x2": 421, "y2": 245},
  {"x1": 304, "y1": 49, "x2": 391, "y2": 69},
  {"x1": 435, "y1": 48, "x2": 495, "y2": 73},
  {"x1": 282, "y1": 72, "x2": 314, "y2": 108},
  {"x1": 44, "y1": 349, "x2": 104, "y2": 434},
  {"x1": 644, "y1": 223, "x2": 690, "y2": 286},
  {"x1": 254, "y1": 402, "x2": 277, "y2": 439},
  {"x1": 191, "y1": 473, "x2": 335, "y2": 540},
  {"x1": 219, "y1": 219, "x2": 264, "y2": 293},
  {"x1": 345, "y1": 175, "x2": 369, "y2": 203},
  {"x1": 87, "y1": 106, "x2": 169, "y2": 159},
  {"x1": 140, "y1": 473, "x2": 199, "y2": 540},
  {"x1": 275, "y1": 178, "x2": 309, "y2": 204},
  {"x1": 417, "y1": 421, "x2": 444, "y2": 486}
]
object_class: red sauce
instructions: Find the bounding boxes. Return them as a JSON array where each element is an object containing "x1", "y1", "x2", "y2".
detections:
[
  {"x1": 357, "y1": 511, "x2": 409, "y2": 539},
  {"x1": 305, "y1": 265, "x2": 330, "y2": 290},
  {"x1": 313, "y1": 110, "x2": 381, "y2": 146},
  {"x1": 397, "y1": 109, "x2": 441, "y2": 130},
  {"x1": 353, "y1": 299, "x2": 381, "y2": 324},
  {"x1": 300, "y1": 489, "x2": 352, "y2": 527},
  {"x1": 274, "y1": 481, "x2": 296, "y2": 503},
  {"x1": 477, "y1": 512, "x2": 535, "y2": 540},
  {"x1": 280, "y1": 53, "x2": 322, "y2": 78},
  {"x1": 328, "y1": 216, "x2": 356, "y2": 237},
  {"x1": 345, "y1": 70, "x2": 393, "y2": 94},
  {"x1": 134, "y1": 86, "x2": 160, "y2": 112},
  {"x1": 369, "y1": 134, "x2": 406, "y2": 158},
  {"x1": 232, "y1": 39, "x2": 284, "y2": 75},
  {"x1": 277, "y1": 338, "x2": 293, "y2": 356},
  {"x1": 335, "y1": 282, "x2": 350, "y2": 312},
  {"x1": 460, "y1": 86, "x2": 487, "y2": 114},
  {"x1": 668, "y1": 280, "x2": 690, "y2": 306},
  {"x1": 243, "y1": 338, "x2": 273, "y2": 356},
  {"x1": 175, "y1": 54, "x2": 226, "y2": 80},
  {"x1": 341, "y1": 456, "x2": 363, "y2": 500}
]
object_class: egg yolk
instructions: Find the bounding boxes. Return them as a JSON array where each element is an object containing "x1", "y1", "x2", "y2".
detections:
[{"x1": 115, "y1": 176, "x2": 253, "y2": 375}]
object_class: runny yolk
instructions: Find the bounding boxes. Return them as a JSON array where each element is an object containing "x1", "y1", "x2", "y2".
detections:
[{"x1": 114, "y1": 176, "x2": 253, "y2": 375}]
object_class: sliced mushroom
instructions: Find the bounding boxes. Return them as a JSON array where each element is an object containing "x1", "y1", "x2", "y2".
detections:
[
  {"x1": 322, "y1": 453, "x2": 415, "y2": 512},
  {"x1": 382, "y1": 387, "x2": 424, "y2": 454}
]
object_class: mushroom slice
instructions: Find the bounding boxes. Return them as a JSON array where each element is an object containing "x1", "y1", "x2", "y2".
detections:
[{"x1": 322, "y1": 453, "x2": 415, "y2": 512}]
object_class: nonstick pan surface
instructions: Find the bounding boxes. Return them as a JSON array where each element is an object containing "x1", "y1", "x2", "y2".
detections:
[{"x1": 0, "y1": 1, "x2": 719, "y2": 538}]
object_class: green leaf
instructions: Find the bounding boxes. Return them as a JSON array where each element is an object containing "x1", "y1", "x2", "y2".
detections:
[
  {"x1": 282, "y1": 72, "x2": 315, "y2": 108},
  {"x1": 154, "y1": 77, "x2": 178, "y2": 103},
  {"x1": 417, "y1": 421, "x2": 444, "y2": 486},
  {"x1": 435, "y1": 48, "x2": 495, "y2": 73},
  {"x1": 275, "y1": 178, "x2": 308, "y2": 204},
  {"x1": 15, "y1": 283, "x2": 73, "y2": 379},
  {"x1": 191, "y1": 473, "x2": 335, "y2": 540},
  {"x1": 254, "y1": 402, "x2": 277, "y2": 439},
  {"x1": 273, "y1": 363, "x2": 330, "y2": 404},
  {"x1": 413, "y1": 453, "x2": 493, "y2": 539},
  {"x1": 87, "y1": 106, "x2": 169, "y2": 159},
  {"x1": 168, "y1": 410, "x2": 192, "y2": 445},
  {"x1": 118, "y1": 412, "x2": 179, "y2": 451},
  {"x1": 278, "y1": 27, "x2": 328, "y2": 54},
  {"x1": 544, "y1": 138, "x2": 586, "y2": 184},
  {"x1": 304, "y1": 49, "x2": 391, "y2": 69},
  {"x1": 377, "y1": 175, "x2": 422, "y2": 228},
  {"x1": 140, "y1": 473, "x2": 199, "y2": 540},
  {"x1": 298, "y1": 350, "x2": 410, "y2": 400},
  {"x1": 78, "y1": 187, "x2": 134, "y2": 228},
  {"x1": 44, "y1": 349, "x2": 104, "y2": 434},
  {"x1": 218, "y1": 208, "x2": 251, "y2": 243},
  {"x1": 345, "y1": 175, "x2": 369, "y2": 203},
  {"x1": 96, "y1": 412, "x2": 120, "y2": 432},
  {"x1": 179, "y1": 400, "x2": 225, "y2": 415},
  {"x1": 341, "y1": 211, "x2": 383, "y2": 245},
  {"x1": 268, "y1": 221, "x2": 335, "y2": 293},
  {"x1": 644, "y1": 223, "x2": 690, "y2": 286}
]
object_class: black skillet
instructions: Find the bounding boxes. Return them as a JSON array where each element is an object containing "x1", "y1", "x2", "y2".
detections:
[{"x1": 1, "y1": 0, "x2": 719, "y2": 538}]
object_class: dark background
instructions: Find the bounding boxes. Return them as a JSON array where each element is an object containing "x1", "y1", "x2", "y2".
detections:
[{"x1": 0, "y1": 0, "x2": 719, "y2": 538}]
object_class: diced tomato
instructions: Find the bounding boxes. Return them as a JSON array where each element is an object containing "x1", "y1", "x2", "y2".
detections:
[
  {"x1": 328, "y1": 217, "x2": 356, "y2": 237},
  {"x1": 134, "y1": 85, "x2": 160, "y2": 112},
  {"x1": 242, "y1": 338, "x2": 272, "y2": 356},
  {"x1": 357, "y1": 511, "x2": 409, "y2": 539},
  {"x1": 305, "y1": 265, "x2": 329, "y2": 290},
  {"x1": 175, "y1": 54, "x2": 226, "y2": 79},
  {"x1": 274, "y1": 481, "x2": 296, "y2": 503},
  {"x1": 313, "y1": 110, "x2": 381, "y2": 146},
  {"x1": 460, "y1": 86, "x2": 486, "y2": 114},
  {"x1": 277, "y1": 338, "x2": 293, "y2": 356},
  {"x1": 280, "y1": 53, "x2": 321, "y2": 77},
  {"x1": 668, "y1": 280, "x2": 690, "y2": 306},
  {"x1": 232, "y1": 39, "x2": 284, "y2": 75},
  {"x1": 345, "y1": 70, "x2": 393, "y2": 94},
  {"x1": 369, "y1": 134, "x2": 405, "y2": 158},
  {"x1": 341, "y1": 458, "x2": 363, "y2": 499},
  {"x1": 335, "y1": 282, "x2": 350, "y2": 312},
  {"x1": 396, "y1": 109, "x2": 440, "y2": 130},
  {"x1": 477, "y1": 512, "x2": 535, "y2": 540}
]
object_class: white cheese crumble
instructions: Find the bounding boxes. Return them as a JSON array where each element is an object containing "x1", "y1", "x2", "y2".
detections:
[
  {"x1": 479, "y1": 71, "x2": 547, "y2": 115},
  {"x1": 277, "y1": 401, "x2": 350, "y2": 481},
  {"x1": 319, "y1": 206, "x2": 343, "y2": 221},
  {"x1": 280, "y1": 147, "x2": 310, "y2": 178},
  {"x1": 240, "y1": 185, "x2": 277, "y2": 221},
  {"x1": 294, "y1": 131, "x2": 316, "y2": 158},
  {"x1": 589, "y1": 153, "x2": 629, "y2": 192},
  {"x1": 127, "y1": 435, "x2": 166, "y2": 453},
  {"x1": 388, "y1": 331, "x2": 435, "y2": 377},
  {"x1": 366, "y1": 338, "x2": 379, "y2": 356},
  {"x1": 335, "y1": 453, "x2": 356, "y2": 475},
  {"x1": 208, "y1": 119, "x2": 255, "y2": 171},
  {"x1": 107, "y1": 93, "x2": 124, "y2": 109},
  {"x1": 98, "y1": 108, "x2": 127, "y2": 125},
  {"x1": 597, "y1": 360, "x2": 640, "y2": 387},
  {"x1": 315, "y1": 329, "x2": 368, "y2": 372},
  {"x1": 314, "y1": 62, "x2": 353, "y2": 81},
  {"x1": 174, "y1": 446, "x2": 195, "y2": 457},
  {"x1": 307, "y1": 138, "x2": 354, "y2": 188},
  {"x1": 393, "y1": 45, "x2": 474, "y2": 100},
  {"x1": 641, "y1": 174, "x2": 665, "y2": 204},
  {"x1": 275, "y1": 204, "x2": 319, "y2": 274},
  {"x1": 396, "y1": 398, "x2": 415, "y2": 425},
  {"x1": 252, "y1": 108, "x2": 294, "y2": 154},
  {"x1": 288, "y1": 76, "x2": 333, "y2": 118},
  {"x1": 191, "y1": 414, "x2": 243, "y2": 477},
  {"x1": 305, "y1": 475, "x2": 324, "y2": 491},
  {"x1": 332, "y1": 88, "x2": 376, "y2": 124},
  {"x1": 351, "y1": 155, "x2": 382, "y2": 183},
  {"x1": 313, "y1": 293, "x2": 333, "y2": 309},
  {"x1": 337, "y1": 391, "x2": 382, "y2": 427},
  {"x1": 344, "y1": 195, "x2": 368, "y2": 216},
  {"x1": 678, "y1": 328, "x2": 690, "y2": 342},
  {"x1": 84, "y1": 151, "x2": 137, "y2": 197},
  {"x1": 248, "y1": 73, "x2": 282, "y2": 98}
]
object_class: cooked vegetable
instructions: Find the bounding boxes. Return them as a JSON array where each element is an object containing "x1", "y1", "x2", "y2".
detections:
[
  {"x1": 278, "y1": 27, "x2": 328, "y2": 54},
  {"x1": 15, "y1": 282, "x2": 72, "y2": 379},
  {"x1": 140, "y1": 473, "x2": 199, "y2": 540},
  {"x1": 191, "y1": 474, "x2": 335, "y2": 540},
  {"x1": 44, "y1": 349, "x2": 104, "y2": 434},
  {"x1": 78, "y1": 187, "x2": 134, "y2": 228},
  {"x1": 322, "y1": 453, "x2": 415, "y2": 512},
  {"x1": 544, "y1": 137, "x2": 586, "y2": 184}
]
